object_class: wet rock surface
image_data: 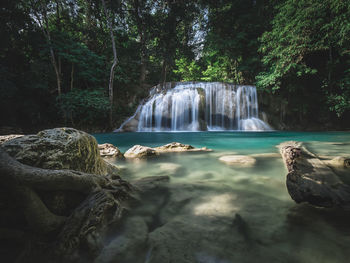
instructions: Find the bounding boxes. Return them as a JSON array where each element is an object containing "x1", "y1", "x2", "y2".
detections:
[{"x1": 155, "y1": 162, "x2": 184, "y2": 177}]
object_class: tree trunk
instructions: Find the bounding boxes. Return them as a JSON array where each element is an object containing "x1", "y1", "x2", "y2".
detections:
[
  {"x1": 102, "y1": 0, "x2": 118, "y2": 128},
  {"x1": 70, "y1": 63, "x2": 74, "y2": 91},
  {"x1": 132, "y1": 0, "x2": 147, "y2": 87},
  {"x1": 160, "y1": 59, "x2": 167, "y2": 86},
  {"x1": 140, "y1": 55, "x2": 146, "y2": 86},
  {"x1": 328, "y1": 46, "x2": 333, "y2": 94},
  {"x1": 32, "y1": 1, "x2": 62, "y2": 96}
]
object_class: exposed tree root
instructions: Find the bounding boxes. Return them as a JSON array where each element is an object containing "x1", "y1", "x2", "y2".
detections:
[{"x1": 0, "y1": 148, "x2": 134, "y2": 261}]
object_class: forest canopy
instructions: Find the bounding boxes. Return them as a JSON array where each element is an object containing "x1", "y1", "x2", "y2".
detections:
[{"x1": 1, "y1": 0, "x2": 349, "y2": 132}]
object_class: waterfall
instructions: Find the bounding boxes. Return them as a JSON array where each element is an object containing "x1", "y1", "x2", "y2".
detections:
[{"x1": 129, "y1": 82, "x2": 271, "y2": 132}]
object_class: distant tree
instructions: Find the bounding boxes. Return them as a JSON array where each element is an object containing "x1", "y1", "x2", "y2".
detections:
[{"x1": 102, "y1": 0, "x2": 118, "y2": 128}]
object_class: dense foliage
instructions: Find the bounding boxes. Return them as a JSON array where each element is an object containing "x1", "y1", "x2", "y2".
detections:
[
  {"x1": 257, "y1": 0, "x2": 350, "y2": 121},
  {"x1": 1, "y1": 0, "x2": 349, "y2": 132}
]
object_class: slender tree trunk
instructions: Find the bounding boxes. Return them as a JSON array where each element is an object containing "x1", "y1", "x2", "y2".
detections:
[
  {"x1": 34, "y1": 1, "x2": 62, "y2": 96},
  {"x1": 102, "y1": 0, "x2": 118, "y2": 128},
  {"x1": 140, "y1": 49, "x2": 146, "y2": 86},
  {"x1": 139, "y1": 32, "x2": 146, "y2": 87},
  {"x1": 132, "y1": 0, "x2": 147, "y2": 87},
  {"x1": 70, "y1": 63, "x2": 74, "y2": 91},
  {"x1": 328, "y1": 46, "x2": 333, "y2": 94},
  {"x1": 160, "y1": 60, "x2": 167, "y2": 86},
  {"x1": 58, "y1": 56, "x2": 62, "y2": 77}
]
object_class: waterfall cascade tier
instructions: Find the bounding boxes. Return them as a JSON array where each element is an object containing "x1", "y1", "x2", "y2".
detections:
[{"x1": 117, "y1": 82, "x2": 272, "y2": 132}]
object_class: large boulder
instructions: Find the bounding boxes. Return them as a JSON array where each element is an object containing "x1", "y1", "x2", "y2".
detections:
[
  {"x1": 278, "y1": 141, "x2": 350, "y2": 209},
  {"x1": 1, "y1": 127, "x2": 113, "y2": 176},
  {"x1": 124, "y1": 145, "x2": 158, "y2": 158},
  {"x1": 98, "y1": 143, "x2": 124, "y2": 159}
]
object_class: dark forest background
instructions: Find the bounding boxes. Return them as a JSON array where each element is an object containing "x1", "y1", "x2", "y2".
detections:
[{"x1": 1, "y1": 0, "x2": 350, "y2": 133}]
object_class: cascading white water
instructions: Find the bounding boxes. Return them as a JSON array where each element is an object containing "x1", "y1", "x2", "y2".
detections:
[{"x1": 136, "y1": 82, "x2": 271, "y2": 131}]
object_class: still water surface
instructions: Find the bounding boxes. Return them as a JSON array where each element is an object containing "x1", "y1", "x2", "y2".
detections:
[{"x1": 93, "y1": 132, "x2": 350, "y2": 263}]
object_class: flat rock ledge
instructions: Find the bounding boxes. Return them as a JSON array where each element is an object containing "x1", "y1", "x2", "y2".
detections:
[
  {"x1": 154, "y1": 142, "x2": 212, "y2": 153},
  {"x1": 278, "y1": 141, "x2": 350, "y2": 209},
  {"x1": 124, "y1": 142, "x2": 211, "y2": 158},
  {"x1": 219, "y1": 155, "x2": 256, "y2": 167}
]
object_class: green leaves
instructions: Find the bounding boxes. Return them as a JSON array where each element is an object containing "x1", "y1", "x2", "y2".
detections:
[
  {"x1": 173, "y1": 57, "x2": 201, "y2": 81},
  {"x1": 257, "y1": 0, "x2": 350, "y2": 117},
  {"x1": 57, "y1": 89, "x2": 110, "y2": 125}
]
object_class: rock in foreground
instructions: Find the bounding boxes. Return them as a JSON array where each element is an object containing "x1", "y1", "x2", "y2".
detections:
[
  {"x1": 278, "y1": 141, "x2": 350, "y2": 209},
  {"x1": 219, "y1": 155, "x2": 256, "y2": 167},
  {"x1": 0, "y1": 128, "x2": 135, "y2": 262},
  {"x1": 1, "y1": 127, "x2": 112, "y2": 175}
]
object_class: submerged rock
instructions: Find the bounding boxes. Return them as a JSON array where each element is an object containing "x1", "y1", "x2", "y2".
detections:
[
  {"x1": 124, "y1": 145, "x2": 158, "y2": 158},
  {"x1": 156, "y1": 162, "x2": 184, "y2": 176},
  {"x1": 98, "y1": 143, "x2": 124, "y2": 158},
  {"x1": 323, "y1": 156, "x2": 350, "y2": 168},
  {"x1": 219, "y1": 155, "x2": 256, "y2": 167},
  {"x1": 278, "y1": 141, "x2": 350, "y2": 209},
  {"x1": 95, "y1": 217, "x2": 149, "y2": 263},
  {"x1": 250, "y1": 152, "x2": 281, "y2": 158}
]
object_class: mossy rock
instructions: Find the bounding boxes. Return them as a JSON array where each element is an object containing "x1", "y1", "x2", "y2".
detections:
[{"x1": 1, "y1": 127, "x2": 110, "y2": 175}]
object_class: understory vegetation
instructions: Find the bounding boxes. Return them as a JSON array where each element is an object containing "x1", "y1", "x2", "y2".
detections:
[{"x1": 1, "y1": 0, "x2": 350, "y2": 131}]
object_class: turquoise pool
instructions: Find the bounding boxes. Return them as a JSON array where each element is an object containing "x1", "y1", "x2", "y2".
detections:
[{"x1": 93, "y1": 132, "x2": 350, "y2": 263}]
